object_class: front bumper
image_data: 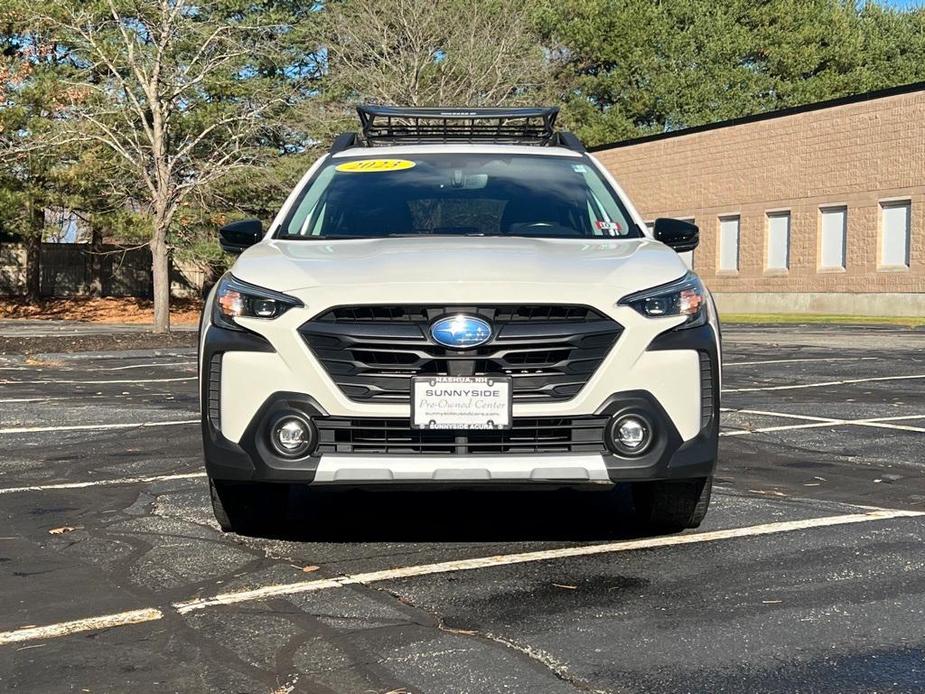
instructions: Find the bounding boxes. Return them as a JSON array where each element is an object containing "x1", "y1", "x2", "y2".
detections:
[{"x1": 200, "y1": 317, "x2": 720, "y2": 486}]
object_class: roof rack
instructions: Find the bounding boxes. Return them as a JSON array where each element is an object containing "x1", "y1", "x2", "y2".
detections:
[{"x1": 329, "y1": 105, "x2": 585, "y2": 153}]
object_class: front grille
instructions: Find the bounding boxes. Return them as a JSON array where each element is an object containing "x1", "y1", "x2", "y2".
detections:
[
  {"x1": 300, "y1": 304, "x2": 622, "y2": 403},
  {"x1": 315, "y1": 416, "x2": 610, "y2": 455}
]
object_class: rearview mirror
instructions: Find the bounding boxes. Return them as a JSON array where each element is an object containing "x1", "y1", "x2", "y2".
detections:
[
  {"x1": 219, "y1": 218, "x2": 263, "y2": 254},
  {"x1": 653, "y1": 218, "x2": 699, "y2": 253}
]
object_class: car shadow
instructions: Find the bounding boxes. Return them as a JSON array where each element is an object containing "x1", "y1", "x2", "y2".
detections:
[{"x1": 251, "y1": 484, "x2": 668, "y2": 543}]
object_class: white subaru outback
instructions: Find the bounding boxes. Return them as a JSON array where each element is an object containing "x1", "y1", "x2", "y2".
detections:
[{"x1": 199, "y1": 106, "x2": 720, "y2": 534}]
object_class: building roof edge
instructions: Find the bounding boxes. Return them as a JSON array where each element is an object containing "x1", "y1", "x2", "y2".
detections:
[{"x1": 588, "y1": 80, "x2": 925, "y2": 152}]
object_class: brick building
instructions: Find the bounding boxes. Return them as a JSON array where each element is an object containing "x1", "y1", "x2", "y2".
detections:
[{"x1": 593, "y1": 82, "x2": 925, "y2": 317}]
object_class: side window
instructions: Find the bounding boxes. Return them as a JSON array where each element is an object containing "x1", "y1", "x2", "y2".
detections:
[
  {"x1": 580, "y1": 166, "x2": 632, "y2": 237},
  {"x1": 290, "y1": 166, "x2": 336, "y2": 236},
  {"x1": 309, "y1": 203, "x2": 327, "y2": 236}
]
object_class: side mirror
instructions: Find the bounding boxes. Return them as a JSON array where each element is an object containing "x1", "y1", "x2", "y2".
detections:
[
  {"x1": 653, "y1": 218, "x2": 699, "y2": 253},
  {"x1": 219, "y1": 218, "x2": 263, "y2": 254}
]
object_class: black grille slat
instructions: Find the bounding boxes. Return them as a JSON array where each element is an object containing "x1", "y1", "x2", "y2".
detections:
[
  {"x1": 315, "y1": 416, "x2": 609, "y2": 455},
  {"x1": 320, "y1": 306, "x2": 431, "y2": 322},
  {"x1": 699, "y1": 351, "x2": 714, "y2": 428},
  {"x1": 208, "y1": 354, "x2": 222, "y2": 431},
  {"x1": 301, "y1": 304, "x2": 622, "y2": 403}
]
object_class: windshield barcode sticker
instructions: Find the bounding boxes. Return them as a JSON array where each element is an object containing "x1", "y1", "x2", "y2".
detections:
[{"x1": 596, "y1": 220, "x2": 623, "y2": 235}]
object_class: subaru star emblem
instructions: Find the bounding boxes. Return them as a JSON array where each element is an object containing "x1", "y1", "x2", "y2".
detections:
[{"x1": 430, "y1": 315, "x2": 492, "y2": 348}]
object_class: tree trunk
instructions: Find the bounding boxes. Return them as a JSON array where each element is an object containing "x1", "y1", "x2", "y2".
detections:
[
  {"x1": 88, "y1": 222, "x2": 103, "y2": 297},
  {"x1": 151, "y1": 225, "x2": 171, "y2": 333},
  {"x1": 24, "y1": 203, "x2": 43, "y2": 302}
]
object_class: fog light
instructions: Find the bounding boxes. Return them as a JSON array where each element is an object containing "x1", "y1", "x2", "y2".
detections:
[
  {"x1": 269, "y1": 414, "x2": 315, "y2": 458},
  {"x1": 608, "y1": 415, "x2": 653, "y2": 456}
]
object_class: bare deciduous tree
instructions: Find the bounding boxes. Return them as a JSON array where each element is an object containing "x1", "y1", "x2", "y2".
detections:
[
  {"x1": 323, "y1": 0, "x2": 549, "y2": 108},
  {"x1": 30, "y1": 0, "x2": 316, "y2": 331}
]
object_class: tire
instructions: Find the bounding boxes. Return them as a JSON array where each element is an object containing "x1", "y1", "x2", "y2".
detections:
[
  {"x1": 632, "y1": 476, "x2": 712, "y2": 533},
  {"x1": 209, "y1": 477, "x2": 289, "y2": 535}
]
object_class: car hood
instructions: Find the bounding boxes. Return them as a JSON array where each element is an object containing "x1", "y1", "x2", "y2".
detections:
[{"x1": 231, "y1": 236, "x2": 688, "y2": 294}]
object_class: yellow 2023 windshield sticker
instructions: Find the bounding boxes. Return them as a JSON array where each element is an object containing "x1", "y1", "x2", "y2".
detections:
[{"x1": 335, "y1": 159, "x2": 416, "y2": 173}]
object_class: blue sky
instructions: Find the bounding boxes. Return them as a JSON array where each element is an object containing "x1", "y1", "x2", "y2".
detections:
[{"x1": 878, "y1": 0, "x2": 923, "y2": 8}]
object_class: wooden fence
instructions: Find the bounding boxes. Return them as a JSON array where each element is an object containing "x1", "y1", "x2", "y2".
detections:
[{"x1": 0, "y1": 243, "x2": 208, "y2": 299}]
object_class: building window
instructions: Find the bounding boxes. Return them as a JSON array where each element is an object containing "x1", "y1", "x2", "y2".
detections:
[
  {"x1": 766, "y1": 212, "x2": 790, "y2": 271},
  {"x1": 718, "y1": 216, "x2": 740, "y2": 271},
  {"x1": 880, "y1": 201, "x2": 911, "y2": 268},
  {"x1": 819, "y1": 207, "x2": 847, "y2": 270}
]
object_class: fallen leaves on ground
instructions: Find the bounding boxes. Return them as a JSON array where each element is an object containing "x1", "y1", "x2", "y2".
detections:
[
  {"x1": 0, "y1": 297, "x2": 202, "y2": 325},
  {"x1": 48, "y1": 526, "x2": 78, "y2": 535}
]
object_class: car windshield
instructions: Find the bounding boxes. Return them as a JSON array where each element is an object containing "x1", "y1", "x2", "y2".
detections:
[{"x1": 276, "y1": 153, "x2": 642, "y2": 240}]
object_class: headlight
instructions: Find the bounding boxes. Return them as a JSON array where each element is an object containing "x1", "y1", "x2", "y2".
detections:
[
  {"x1": 618, "y1": 272, "x2": 706, "y2": 329},
  {"x1": 211, "y1": 273, "x2": 302, "y2": 331}
]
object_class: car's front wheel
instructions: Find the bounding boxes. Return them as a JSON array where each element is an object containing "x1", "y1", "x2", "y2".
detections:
[
  {"x1": 632, "y1": 477, "x2": 712, "y2": 533},
  {"x1": 209, "y1": 477, "x2": 289, "y2": 534}
]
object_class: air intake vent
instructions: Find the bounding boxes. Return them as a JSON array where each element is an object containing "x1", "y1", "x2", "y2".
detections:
[
  {"x1": 208, "y1": 353, "x2": 222, "y2": 431},
  {"x1": 699, "y1": 351, "x2": 713, "y2": 429},
  {"x1": 314, "y1": 416, "x2": 610, "y2": 455}
]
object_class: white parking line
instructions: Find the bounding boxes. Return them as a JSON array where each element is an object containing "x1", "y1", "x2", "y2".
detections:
[
  {"x1": 83, "y1": 361, "x2": 195, "y2": 372},
  {"x1": 0, "y1": 419, "x2": 198, "y2": 435},
  {"x1": 0, "y1": 395, "x2": 155, "y2": 403},
  {"x1": 0, "y1": 472, "x2": 206, "y2": 495},
  {"x1": 724, "y1": 357, "x2": 878, "y2": 367},
  {"x1": 723, "y1": 408, "x2": 925, "y2": 424},
  {"x1": 719, "y1": 410, "x2": 925, "y2": 437},
  {"x1": 0, "y1": 361, "x2": 194, "y2": 373},
  {"x1": 852, "y1": 420, "x2": 925, "y2": 434},
  {"x1": 0, "y1": 609, "x2": 164, "y2": 646},
  {"x1": 720, "y1": 408, "x2": 837, "y2": 423},
  {"x1": 0, "y1": 376, "x2": 196, "y2": 386},
  {"x1": 0, "y1": 508, "x2": 919, "y2": 646},
  {"x1": 721, "y1": 422, "x2": 841, "y2": 437},
  {"x1": 0, "y1": 396, "x2": 119, "y2": 404},
  {"x1": 723, "y1": 373, "x2": 925, "y2": 393}
]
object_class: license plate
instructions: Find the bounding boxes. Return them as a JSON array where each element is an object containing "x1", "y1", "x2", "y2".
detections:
[{"x1": 412, "y1": 376, "x2": 512, "y2": 430}]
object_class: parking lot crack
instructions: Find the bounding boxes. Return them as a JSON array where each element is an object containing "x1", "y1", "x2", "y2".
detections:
[{"x1": 368, "y1": 584, "x2": 612, "y2": 694}]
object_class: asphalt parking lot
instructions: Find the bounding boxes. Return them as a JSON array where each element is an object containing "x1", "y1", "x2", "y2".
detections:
[{"x1": 1, "y1": 323, "x2": 924, "y2": 693}]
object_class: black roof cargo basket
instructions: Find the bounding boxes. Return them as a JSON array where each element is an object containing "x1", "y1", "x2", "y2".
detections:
[
  {"x1": 327, "y1": 105, "x2": 586, "y2": 153},
  {"x1": 359, "y1": 105, "x2": 558, "y2": 145}
]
